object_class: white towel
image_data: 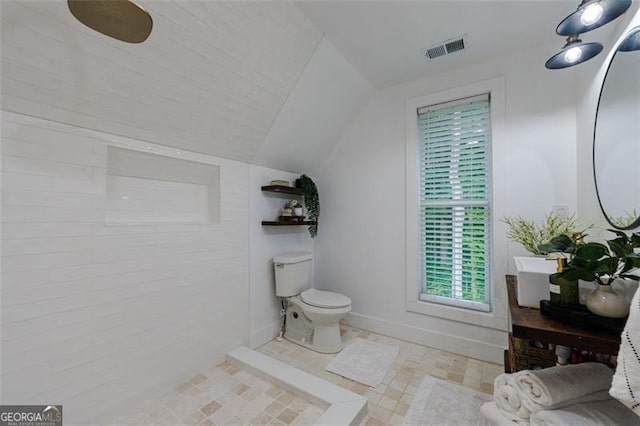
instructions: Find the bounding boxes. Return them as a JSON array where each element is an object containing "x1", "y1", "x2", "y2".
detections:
[
  {"x1": 514, "y1": 363, "x2": 613, "y2": 411},
  {"x1": 494, "y1": 373, "x2": 531, "y2": 421},
  {"x1": 610, "y1": 284, "x2": 640, "y2": 417},
  {"x1": 480, "y1": 401, "x2": 528, "y2": 426},
  {"x1": 530, "y1": 398, "x2": 638, "y2": 426}
]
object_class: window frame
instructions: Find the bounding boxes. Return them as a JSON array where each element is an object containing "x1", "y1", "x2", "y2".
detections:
[
  {"x1": 417, "y1": 94, "x2": 492, "y2": 313},
  {"x1": 405, "y1": 77, "x2": 508, "y2": 331}
]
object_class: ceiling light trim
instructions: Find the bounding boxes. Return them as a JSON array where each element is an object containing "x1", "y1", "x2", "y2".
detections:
[{"x1": 556, "y1": 0, "x2": 632, "y2": 36}]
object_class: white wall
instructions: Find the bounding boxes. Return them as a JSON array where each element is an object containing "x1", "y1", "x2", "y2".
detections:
[
  {"x1": 248, "y1": 166, "x2": 315, "y2": 348},
  {"x1": 0, "y1": 112, "x2": 249, "y2": 423},
  {"x1": 314, "y1": 41, "x2": 579, "y2": 363}
]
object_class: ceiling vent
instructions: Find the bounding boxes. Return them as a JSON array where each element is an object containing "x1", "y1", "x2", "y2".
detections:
[{"x1": 423, "y1": 34, "x2": 469, "y2": 60}]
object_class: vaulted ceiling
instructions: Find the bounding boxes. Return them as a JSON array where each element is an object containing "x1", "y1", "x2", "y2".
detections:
[
  {"x1": 1, "y1": 0, "x2": 322, "y2": 162},
  {"x1": 1, "y1": 1, "x2": 619, "y2": 167}
]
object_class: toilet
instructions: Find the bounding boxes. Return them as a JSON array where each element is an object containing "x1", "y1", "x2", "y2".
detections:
[{"x1": 274, "y1": 252, "x2": 351, "y2": 353}]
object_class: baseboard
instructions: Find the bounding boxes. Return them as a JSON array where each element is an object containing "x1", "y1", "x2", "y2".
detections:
[
  {"x1": 249, "y1": 320, "x2": 281, "y2": 349},
  {"x1": 342, "y1": 312, "x2": 506, "y2": 364}
]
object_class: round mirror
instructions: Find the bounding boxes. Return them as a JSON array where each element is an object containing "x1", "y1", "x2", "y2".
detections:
[{"x1": 594, "y1": 26, "x2": 640, "y2": 229}]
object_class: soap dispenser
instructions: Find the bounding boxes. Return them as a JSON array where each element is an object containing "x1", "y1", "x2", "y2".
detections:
[{"x1": 549, "y1": 257, "x2": 579, "y2": 306}]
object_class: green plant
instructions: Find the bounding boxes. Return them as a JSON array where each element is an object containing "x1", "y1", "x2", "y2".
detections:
[
  {"x1": 556, "y1": 230, "x2": 640, "y2": 285},
  {"x1": 298, "y1": 174, "x2": 319, "y2": 237},
  {"x1": 502, "y1": 212, "x2": 588, "y2": 255}
]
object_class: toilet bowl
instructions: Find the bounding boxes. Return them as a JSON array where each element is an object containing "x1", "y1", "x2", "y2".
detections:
[
  {"x1": 273, "y1": 253, "x2": 352, "y2": 353},
  {"x1": 293, "y1": 289, "x2": 351, "y2": 353}
]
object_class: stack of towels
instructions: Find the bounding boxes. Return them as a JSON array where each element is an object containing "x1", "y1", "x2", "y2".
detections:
[{"x1": 480, "y1": 362, "x2": 638, "y2": 425}]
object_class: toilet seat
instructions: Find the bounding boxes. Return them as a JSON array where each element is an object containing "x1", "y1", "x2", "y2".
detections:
[{"x1": 301, "y1": 288, "x2": 351, "y2": 309}]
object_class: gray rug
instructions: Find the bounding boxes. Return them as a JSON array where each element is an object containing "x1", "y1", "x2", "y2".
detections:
[
  {"x1": 403, "y1": 376, "x2": 492, "y2": 425},
  {"x1": 325, "y1": 338, "x2": 399, "y2": 387}
]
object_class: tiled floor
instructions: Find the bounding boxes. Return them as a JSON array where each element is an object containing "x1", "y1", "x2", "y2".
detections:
[
  {"x1": 110, "y1": 325, "x2": 502, "y2": 425},
  {"x1": 108, "y1": 361, "x2": 325, "y2": 425},
  {"x1": 258, "y1": 326, "x2": 502, "y2": 425}
]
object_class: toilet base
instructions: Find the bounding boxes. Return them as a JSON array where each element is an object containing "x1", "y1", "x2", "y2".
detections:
[
  {"x1": 284, "y1": 325, "x2": 345, "y2": 354},
  {"x1": 283, "y1": 296, "x2": 349, "y2": 354},
  {"x1": 312, "y1": 323, "x2": 343, "y2": 353}
]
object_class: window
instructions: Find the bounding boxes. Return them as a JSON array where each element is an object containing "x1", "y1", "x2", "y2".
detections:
[{"x1": 417, "y1": 94, "x2": 491, "y2": 312}]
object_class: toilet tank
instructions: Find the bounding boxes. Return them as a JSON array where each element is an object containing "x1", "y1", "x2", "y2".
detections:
[{"x1": 274, "y1": 252, "x2": 313, "y2": 297}]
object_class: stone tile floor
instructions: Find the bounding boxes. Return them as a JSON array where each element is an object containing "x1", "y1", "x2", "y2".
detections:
[
  {"x1": 109, "y1": 325, "x2": 502, "y2": 425},
  {"x1": 258, "y1": 326, "x2": 502, "y2": 425},
  {"x1": 107, "y1": 361, "x2": 325, "y2": 425}
]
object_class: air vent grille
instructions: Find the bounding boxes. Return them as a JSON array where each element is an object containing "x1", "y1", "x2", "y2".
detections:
[
  {"x1": 445, "y1": 38, "x2": 465, "y2": 54},
  {"x1": 423, "y1": 34, "x2": 468, "y2": 60},
  {"x1": 425, "y1": 45, "x2": 447, "y2": 59}
]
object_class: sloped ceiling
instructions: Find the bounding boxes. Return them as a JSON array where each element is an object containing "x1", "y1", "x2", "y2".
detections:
[
  {"x1": 251, "y1": 38, "x2": 375, "y2": 174},
  {"x1": 1, "y1": 0, "x2": 322, "y2": 162},
  {"x1": 296, "y1": 1, "x2": 591, "y2": 88}
]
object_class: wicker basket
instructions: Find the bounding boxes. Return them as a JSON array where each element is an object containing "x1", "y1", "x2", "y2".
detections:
[
  {"x1": 510, "y1": 352, "x2": 557, "y2": 371},
  {"x1": 507, "y1": 333, "x2": 557, "y2": 372}
]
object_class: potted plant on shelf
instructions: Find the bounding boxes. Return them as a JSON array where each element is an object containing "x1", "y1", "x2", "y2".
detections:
[
  {"x1": 550, "y1": 230, "x2": 640, "y2": 318},
  {"x1": 296, "y1": 175, "x2": 319, "y2": 237},
  {"x1": 289, "y1": 199, "x2": 303, "y2": 218}
]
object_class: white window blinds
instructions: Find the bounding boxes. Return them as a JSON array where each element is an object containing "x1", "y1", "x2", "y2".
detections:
[{"x1": 417, "y1": 94, "x2": 491, "y2": 312}]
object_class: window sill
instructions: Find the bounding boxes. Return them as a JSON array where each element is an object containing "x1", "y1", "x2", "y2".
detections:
[{"x1": 406, "y1": 299, "x2": 508, "y2": 331}]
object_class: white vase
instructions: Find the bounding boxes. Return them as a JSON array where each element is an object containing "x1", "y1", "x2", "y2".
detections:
[
  {"x1": 585, "y1": 284, "x2": 629, "y2": 318},
  {"x1": 294, "y1": 207, "x2": 303, "y2": 217}
]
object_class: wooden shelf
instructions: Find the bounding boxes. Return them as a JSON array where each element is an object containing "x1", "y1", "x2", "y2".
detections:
[
  {"x1": 261, "y1": 184, "x2": 311, "y2": 229},
  {"x1": 507, "y1": 275, "x2": 620, "y2": 355},
  {"x1": 262, "y1": 220, "x2": 316, "y2": 226},
  {"x1": 261, "y1": 185, "x2": 303, "y2": 195}
]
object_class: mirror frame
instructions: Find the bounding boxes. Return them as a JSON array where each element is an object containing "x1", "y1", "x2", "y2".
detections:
[{"x1": 593, "y1": 26, "x2": 640, "y2": 230}]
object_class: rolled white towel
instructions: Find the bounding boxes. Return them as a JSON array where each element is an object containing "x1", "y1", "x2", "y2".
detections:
[
  {"x1": 530, "y1": 398, "x2": 638, "y2": 426},
  {"x1": 480, "y1": 401, "x2": 529, "y2": 426},
  {"x1": 514, "y1": 363, "x2": 613, "y2": 411},
  {"x1": 494, "y1": 374, "x2": 531, "y2": 421}
]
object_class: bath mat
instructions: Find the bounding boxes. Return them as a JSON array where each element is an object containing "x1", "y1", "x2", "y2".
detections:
[
  {"x1": 325, "y1": 338, "x2": 398, "y2": 387},
  {"x1": 403, "y1": 376, "x2": 492, "y2": 425}
]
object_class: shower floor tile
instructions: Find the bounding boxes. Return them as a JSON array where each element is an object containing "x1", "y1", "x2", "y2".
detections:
[{"x1": 107, "y1": 361, "x2": 325, "y2": 425}]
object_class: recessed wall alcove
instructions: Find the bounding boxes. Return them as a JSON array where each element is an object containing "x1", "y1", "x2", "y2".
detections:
[{"x1": 106, "y1": 146, "x2": 221, "y2": 224}]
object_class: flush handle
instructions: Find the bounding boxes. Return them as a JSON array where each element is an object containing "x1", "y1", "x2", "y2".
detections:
[{"x1": 275, "y1": 263, "x2": 284, "y2": 269}]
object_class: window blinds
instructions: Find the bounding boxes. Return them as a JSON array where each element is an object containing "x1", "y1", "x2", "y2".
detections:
[{"x1": 417, "y1": 94, "x2": 491, "y2": 312}]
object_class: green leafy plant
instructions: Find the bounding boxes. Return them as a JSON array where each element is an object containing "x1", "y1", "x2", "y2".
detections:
[
  {"x1": 298, "y1": 174, "x2": 319, "y2": 237},
  {"x1": 503, "y1": 212, "x2": 588, "y2": 255},
  {"x1": 555, "y1": 230, "x2": 640, "y2": 285}
]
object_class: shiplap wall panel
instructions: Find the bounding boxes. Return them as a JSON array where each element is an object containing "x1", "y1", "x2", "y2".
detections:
[
  {"x1": 0, "y1": 0, "x2": 322, "y2": 162},
  {"x1": 0, "y1": 112, "x2": 249, "y2": 423}
]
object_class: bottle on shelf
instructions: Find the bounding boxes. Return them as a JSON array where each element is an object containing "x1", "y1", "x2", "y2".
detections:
[{"x1": 549, "y1": 257, "x2": 579, "y2": 307}]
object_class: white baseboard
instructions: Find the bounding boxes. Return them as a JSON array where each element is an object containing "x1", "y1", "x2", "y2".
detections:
[
  {"x1": 249, "y1": 320, "x2": 281, "y2": 349},
  {"x1": 343, "y1": 312, "x2": 506, "y2": 364}
]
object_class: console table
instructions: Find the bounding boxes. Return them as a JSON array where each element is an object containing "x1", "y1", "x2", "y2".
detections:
[{"x1": 506, "y1": 275, "x2": 620, "y2": 370}]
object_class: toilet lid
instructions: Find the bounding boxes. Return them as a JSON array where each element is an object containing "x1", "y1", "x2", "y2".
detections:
[{"x1": 301, "y1": 289, "x2": 351, "y2": 309}]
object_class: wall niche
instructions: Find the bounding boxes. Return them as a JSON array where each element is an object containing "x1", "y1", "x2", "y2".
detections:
[{"x1": 106, "y1": 146, "x2": 220, "y2": 224}]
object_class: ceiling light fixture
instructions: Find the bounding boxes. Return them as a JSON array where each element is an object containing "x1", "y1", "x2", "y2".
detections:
[
  {"x1": 545, "y1": 35, "x2": 603, "y2": 69},
  {"x1": 556, "y1": 0, "x2": 632, "y2": 36},
  {"x1": 67, "y1": 0, "x2": 153, "y2": 43}
]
